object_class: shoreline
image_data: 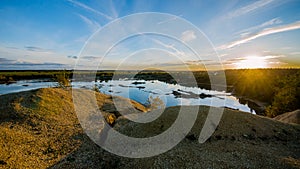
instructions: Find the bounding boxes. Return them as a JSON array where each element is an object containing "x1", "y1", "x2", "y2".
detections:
[{"x1": 235, "y1": 96, "x2": 268, "y2": 115}]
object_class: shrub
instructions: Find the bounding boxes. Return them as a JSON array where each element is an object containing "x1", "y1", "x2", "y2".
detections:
[
  {"x1": 92, "y1": 85, "x2": 100, "y2": 92},
  {"x1": 144, "y1": 96, "x2": 165, "y2": 110},
  {"x1": 55, "y1": 71, "x2": 70, "y2": 88}
]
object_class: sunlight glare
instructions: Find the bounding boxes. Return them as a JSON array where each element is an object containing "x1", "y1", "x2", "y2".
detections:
[{"x1": 234, "y1": 56, "x2": 268, "y2": 69}]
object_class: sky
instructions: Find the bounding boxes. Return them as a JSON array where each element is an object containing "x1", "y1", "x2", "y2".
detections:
[{"x1": 0, "y1": 0, "x2": 299, "y2": 70}]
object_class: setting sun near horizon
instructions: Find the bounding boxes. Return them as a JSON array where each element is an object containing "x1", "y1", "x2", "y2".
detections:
[{"x1": 233, "y1": 56, "x2": 268, "y2": 69}]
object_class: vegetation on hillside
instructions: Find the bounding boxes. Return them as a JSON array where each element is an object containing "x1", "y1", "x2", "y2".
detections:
[
  {"x1": 222, "y1": 69, "x2": 300, "y2": 116},
  {"x1": 55, "y1": 70, "x2": 71, "y2": 88},
  {"x1": 265, "y1": 72, "x2": 300, "y2": 117}
]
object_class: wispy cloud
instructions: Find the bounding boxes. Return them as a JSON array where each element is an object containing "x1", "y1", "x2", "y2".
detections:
[
  {"x1": 157, "y1": 15, "x2": 182, "y2": 25},
  {"x1": 225, "y1": 55, "x2": 284, "y2": 62},
  {"x1": 185, "y1": 59, "x2": 213, "y2": 65},
  {"x1": 238, "y1": 17, "x2": 282, "y2": 37},
  {"x1": 67, "y1": 55, "x2": 101, "y2": 60},
  {"x1": 226, "y1": 0, "x2": 275, "y2": 19},
  {"x1": 290, "y1": 52, "x2": 300, "y2": 55},
  {"x1": 77, "y1": 14, "x2": 101, "y2": 32},
  {"x1": 24, "y1": 46, "x2": 54, "y2": 54},
  {"x1": 0, "y1": 57, "x2": 69, "y2": 70},
  {"x1": 0, "y1": 57, "x2": 13, "y2": 63},
  {"x1": 67, "y1": 55, "x2": 78, "y2": 59},
  {"x1": 25, "y1": 46, "x2": 46, "y2": 52},
  {"x1": 67, "y1": 0, "x2": 113, "y2": 20},
  {"x1": 81, "y1": 55, "x2": 102, "y2": 60},
  {"x1": 109, "y1": 0, "x2": 118, "y2": 19},
  {"x1": 219, "y1": 21, "x2": 300, "y2": 50},
  {"x1": 151, "y1": 38, "x2": 185, "y2": 57}
]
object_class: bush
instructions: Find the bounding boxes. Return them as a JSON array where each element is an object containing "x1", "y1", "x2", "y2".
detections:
[
  {"x1": 92, "y1": 85, "x2": 100, "y2": 92},
  {"x1": 55, "y1": 71, "x2": 70, "y2": 88},
  {"x1": 144, "y1": 96, "x2": 165, "y2": 110}
]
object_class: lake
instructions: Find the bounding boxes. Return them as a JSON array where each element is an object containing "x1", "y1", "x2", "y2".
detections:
[{"x1": 0, "y1": 79, "x2": 255, "y2": 114}]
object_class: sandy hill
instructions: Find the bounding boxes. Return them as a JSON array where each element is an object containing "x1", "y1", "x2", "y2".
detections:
[
  {"x1": 274, "y1": 110, "x2": 300, "y2": 125},
  {"x1": 0, "y1": 88, "x2": 299, "y2": 169}
]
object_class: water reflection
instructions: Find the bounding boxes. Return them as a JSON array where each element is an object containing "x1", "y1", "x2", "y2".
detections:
[
  {"x1": 76, "y1": 80, "x2": 255, "y2": 114},
  {"x1": 0, "y1": 79, "x2": 255, "y2": 114}
]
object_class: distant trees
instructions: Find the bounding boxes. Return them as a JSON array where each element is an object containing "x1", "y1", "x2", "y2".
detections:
[
  {"x1": 225, "y1": 69, "x2": 300, "y2": 117},
  {"x1": 229, "y1": 69, "x2": 275, "y2": 103},
  {"x1": 265, "y1": 73, "x2": 300, "y2": 117},
  {"x1": 0, "y1": 75, "x2": 14, "y2": 84}
]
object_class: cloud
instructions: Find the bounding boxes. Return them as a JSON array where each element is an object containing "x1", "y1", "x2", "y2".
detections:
[
  {"x1": 151, "y1": 38, "x2": 185, "y2": 57},
  {"x1": 290, "y1": 52, "x2": 300, "y2": 55},
  {"x1": 153, "y1": 62, "x2": 184, "y2": 67},
  {"x1": 185, "y1": 59, "x2": 213, "y2": 65},
  {"x1": 67, "y1": 0, "x2": 113, "y2": 20},
  {"x1": 77, "y1": 14, "x2": 101, "y2": 32},
  {"x1": 67, "y1": 55, "x2": 78, "y2": 59},
  {"x1": 219, "y1": 21, "x2": 300, "y2": 50},
  {"x1": 0, "y1": 57, "x2": 12, "y2": 62},
  {"x1": 238, "y1": 17, "x2": 282, "y2": 37},
  {"x1": 109, "y1": 0, "x2": 118, "y2": 19},
  {"x1": 0, "y1": 63, "x2": 69, "y2": 70},
  {"x1": 226, "y1": 0, "x2": 275, "y2": 19},
  {"x1": 0, "y1": 57, "x2": 70, "y2": 70},
  {"x1": 181, "y1": 30, "x2": 196, "y2": 42},
  {"x1": 6, "y1": 46, "x2": 19, "y2": 50},
  {"x1": 81, "y1": 56, "x2": 101, "y2": 60},
  {"x1": 67, "y1": 55, "x2": 100, "y2": 61},
  {"x1": 157, "y1": 15, "x2": 181, "y2": 25},
  {"x1": 25, "y1": 46, "x2": 46, "y2": 52}
]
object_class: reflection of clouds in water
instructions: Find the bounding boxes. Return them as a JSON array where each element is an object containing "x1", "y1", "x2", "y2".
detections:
[
  {"x1": 1, "y1": 79, "x2": 254, "y2": 113},
  {"x1": 224, "y1": 96, "x2": 253, "y2": 113},
  {"x1": 179, "y1": 99, "x2": 192, "y2": 105}
]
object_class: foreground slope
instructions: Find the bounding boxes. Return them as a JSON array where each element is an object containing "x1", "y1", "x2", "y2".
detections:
[
  {"x1": 0, "y1": 88, "x2": 299, "y2": 169},
  {"x1": 274, "y1": 110, "x2": 300, "y2": 125}
]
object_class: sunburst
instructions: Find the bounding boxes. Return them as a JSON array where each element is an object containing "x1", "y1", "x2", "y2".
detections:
[{"x1": 234, "y1": 56, "x2": 268, "y2": 69}]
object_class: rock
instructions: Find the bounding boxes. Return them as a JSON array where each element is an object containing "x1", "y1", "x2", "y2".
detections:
[
  {"x1": 199, "y1": 93, "x2": 213, "y2": 99},
  {"x1": 132, "y1": 81, "x2": 146, "y2": 85},
  {"x1": 136, "y1": 86, "x2": 145, "y2": 89}
]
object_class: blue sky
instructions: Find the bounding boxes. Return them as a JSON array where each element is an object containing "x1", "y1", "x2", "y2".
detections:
[{"x1": 0, "y1": 0, "x2": 299, "y2": 70}]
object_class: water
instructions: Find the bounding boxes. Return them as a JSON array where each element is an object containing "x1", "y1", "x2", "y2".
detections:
[
  {"x1": 0, "y1": 79, "x2": 57, "y2": 95},
  {"x1": 0, "y1": 79, "x2": 255, "y2": 114}
]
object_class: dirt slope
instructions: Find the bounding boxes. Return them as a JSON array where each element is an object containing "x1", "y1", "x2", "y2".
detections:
[
  {"x1": 0, "y1": 88, "x2": 299, "y2": 169},
  {"x1": 274, "y1": 110, "x2": 300, "y2": 125},
  {"x1": 0, "y1": 88, "x2": 146, "y2": 168}
]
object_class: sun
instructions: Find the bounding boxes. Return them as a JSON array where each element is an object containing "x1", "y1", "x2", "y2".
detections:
[{"x1": 234, "y1": 56, "x2": 268, "y2": 69}]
